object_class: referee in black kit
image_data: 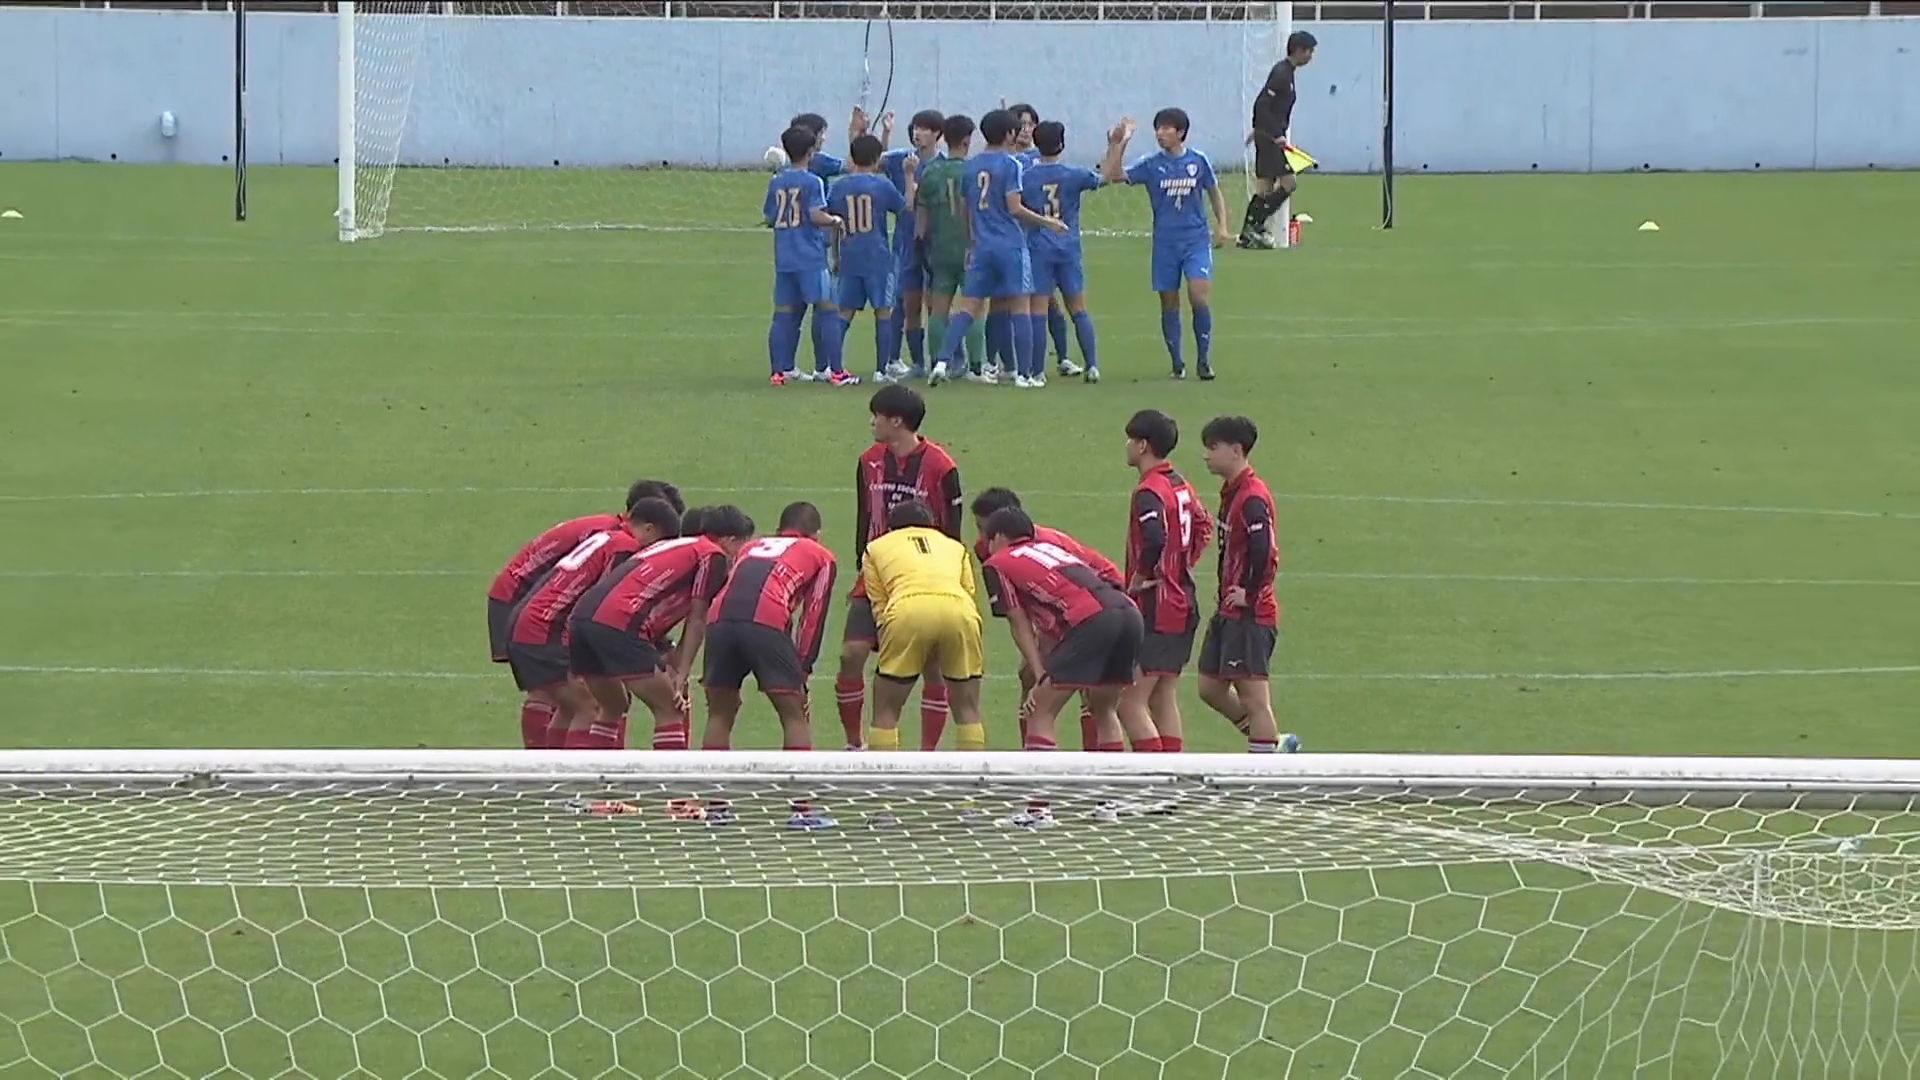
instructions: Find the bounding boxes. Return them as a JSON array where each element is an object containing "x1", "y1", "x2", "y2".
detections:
[{"x1": 1239, "y1": 30, "x2": 1317, "y2": 249}]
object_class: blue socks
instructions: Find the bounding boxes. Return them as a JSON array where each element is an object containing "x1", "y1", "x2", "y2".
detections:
[
  {"x1": 938, "y1": 310, "x2": 976, "y2": 365},
  {"x1": 769, "y1": 310, "x2": 804, "y2": 375},
  {"x1": 986, "y1": 311, "x2": 1014, "y2": 375},
  {"x1": 1161, "y1": 310, "x2": 1184, "y2": 374},
  {"x1": 1011, "y1": 313, "x2": 1036, "y2": 380},
  {"x1": 1047, "y1": 306, "x2": 1071, "y2": 366},
  {"x1": 1030, "y1": 313, "x2": 1051, "y2": 378},
  {"x1": 873, "y1": 315, "x2": 895, "y2": 376},
  {"x1": 1193, "y1": 305, "x2": 1213, "y2": 372},
  {"x1": 906, "y1": 327, "x2": 926, "y2": 371},
  {"x1": 1071, "y1": 310, "x2": 1099, "y2": 371},
  {"x1": 817, "y1": 307, "x2": 847, "y2": 374},
  {"x1": 886, "y1": 307, "x2": 906, "y2": 366}
]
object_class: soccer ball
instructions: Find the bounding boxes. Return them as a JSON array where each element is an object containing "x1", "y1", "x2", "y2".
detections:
[{"x1": 764, "y1": 146, "x2": 789, "y2": 172}]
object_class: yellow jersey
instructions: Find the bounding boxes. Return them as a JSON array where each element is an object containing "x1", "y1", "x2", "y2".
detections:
[{"x1": 862, "y1": 526, "x2": 979, "y2": 623}]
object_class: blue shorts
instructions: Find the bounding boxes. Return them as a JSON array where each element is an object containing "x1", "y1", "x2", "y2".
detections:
[
  {"x1": 773, "y1": 269, "x2": 832, "y2": 308},
  {"x1": 836, "y1": 270, "x2": 896, "y2": 312},
  {"x1": 894, "y1": 243, "x2": 924, "y2": 295},
  {"x1": 1150, "y1": 240, "x2": 1213, "y2": 293},
  {"x1": 961, "y1": 245, "x2": 1034, "y2": 300},
  {"x1": 1028, "y1": 247, "x2": 1086, "y2": 298}
]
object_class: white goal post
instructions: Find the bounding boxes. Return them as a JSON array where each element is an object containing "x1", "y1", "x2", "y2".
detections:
[
  {"x1": 334, "y1": 2, "x2": 1289, "y2": 241},
  {"x1": 2, "y1": 750, "x2": 1917, "y2": 1078}
]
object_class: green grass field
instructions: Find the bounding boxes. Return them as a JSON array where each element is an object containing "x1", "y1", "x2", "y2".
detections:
[{"x1": 1, "y1": 162, "x2": 1917, "y2": 1077}]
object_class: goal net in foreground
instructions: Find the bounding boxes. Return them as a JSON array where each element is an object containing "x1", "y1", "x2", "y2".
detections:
[
  {"x1": 338, "y1": 3, "x2": 1289, "y2": 240},
  {"x1": 2, "y1": 752, "x2": 1917, "y2": 1079}
]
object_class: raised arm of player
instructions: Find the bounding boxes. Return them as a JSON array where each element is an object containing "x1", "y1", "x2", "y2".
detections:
[
  {"x1": 794, "y1": 557, "x2": 838, "y2": 673},
  {"x1": 1100, "y1": 118, "x2": 1136, "y2": 185}
]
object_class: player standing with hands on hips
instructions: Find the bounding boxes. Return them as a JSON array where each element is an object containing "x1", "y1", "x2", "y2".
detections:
[{"x1": 1241, "y1": 31, "x2": 1317, "y2": 249}]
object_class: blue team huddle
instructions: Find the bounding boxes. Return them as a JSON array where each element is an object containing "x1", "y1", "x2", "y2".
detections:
[{"x1": 762, "y1": 102, "x2": 1237, "y2": 387}]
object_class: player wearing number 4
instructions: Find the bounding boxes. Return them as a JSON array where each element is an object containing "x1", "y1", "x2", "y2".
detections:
[
  {"x1": 765, "y1": 127, "x2": 848, "y2": 386},
  {"x1": 826, "y1": 135, "x2": 914, "y2": 384},
  {"x1": 1102, "y1": 109, "x2": 1232, "y2": 381}
]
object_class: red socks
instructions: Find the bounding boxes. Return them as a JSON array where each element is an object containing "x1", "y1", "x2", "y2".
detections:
[
  {"x1": 520, "y1": 700, "x2": 557, "y2": 748},
  {"x1": 1024, "y1": 733, "x2": 1056, "y2": 751},
  {"x1": 834, "y1": 676, "x2": 865, "y2": 748},
  {"x1": 1093, "y1": 741, "x2": 1125, "y2": 753},
  {"x1": 1160, "y1": 736, "x2": 1183, "y2": 753},
  {"x1": 1078, "y1": 704, "x2": 1097, "y2": 750},
  {"x1": 1249, "y1": 738, "x2": 1279, "y2": 753},
  {"x1": 653, "y1": 715, "x2": 689, "y2": 751},
  {"x1": 1131, "y1": 735, "x2": 1164, "y2": 753},
  {"x1": 920, "y1": 683, "x2": 950, "y2": 750}
]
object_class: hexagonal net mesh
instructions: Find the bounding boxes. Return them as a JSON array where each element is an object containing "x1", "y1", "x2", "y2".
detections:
[{"x1": 1, "y1": 750, "x2": 1917, "y2": 1078}]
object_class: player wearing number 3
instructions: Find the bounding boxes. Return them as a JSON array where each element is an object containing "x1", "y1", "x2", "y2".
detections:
[{"x1": 861, "y1": 499, "x2": 988, "y2": 752}]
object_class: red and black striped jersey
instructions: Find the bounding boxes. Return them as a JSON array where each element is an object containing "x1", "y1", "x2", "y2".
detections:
[
  {"x1": 976, "y1": 525, "x2": 1122, "y2": 618},
  {"x1": 982, "y1": 537, "x2": 1132, "y2": 643},
  {"x1": 852, "y1": 437, "x2": 962, "y2": 596},
  {"x1": 509, "y1": 528, "x2": 640, "y2": 646},
  {"x1": 710, "y1": 532, "x2": 838, "y2": 671},
  {"x1": 581, "y1": 535, "x2": 729, "y2": 644},
  {"x1": 1126, "y1": 463, "x2": 1210, "y2": 634},
  {"x1": 488, "y1": 513, "x2": 623, "y2": 605},
  {"x1": 1215, "y1": 466, "x2": 1280, "y2": 627}
]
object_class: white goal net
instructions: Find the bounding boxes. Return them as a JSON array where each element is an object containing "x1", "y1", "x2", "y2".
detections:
[
  {"x1": 338, "y1": 2, "x2": 1287, "y2": 239},
  {"x1": 2, "y1": 752, "x2": 1917, "y2": 1078}
]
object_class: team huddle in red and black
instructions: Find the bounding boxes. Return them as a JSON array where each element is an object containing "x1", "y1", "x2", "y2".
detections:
[{"x1": 486, "y1": 384, "x2": 1285, "y2": 753}]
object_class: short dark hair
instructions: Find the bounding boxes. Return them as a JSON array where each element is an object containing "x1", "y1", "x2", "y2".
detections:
[
  {"x1": 778, "y1": 501, "x2": 823, "y2": 536},
  {"x1": 1151, "y1": 107, "x2": 1191, "y2": 138},
  {"x1": 910, "y1": 109, "x2": 945, "y2": 136},
  {"x1": 887, "y1": 499, "x2": 937, "y2": 530},
  {"x1": 1032, "y1": 120, "x2": 1066, "y2": 157},
  {"x1": 1125, "y1": 409, "x2": 1179, "y2": 459},
  {"x1": 1200, "y1": 415, "x2": 1260, "y2": 454},
  {"x1": 1287, "y1": 30, "x2": 1318, "y2": 55},
  {"x1": 1009, "y1": 103, "x2": 1039, "y2": 126},
  {"x1": 849, "y1": 133, "x2": 884, "y2": 168},
  {"x1": 625, "y1": 496, "x2": 682, "y2": 538},
  {"x1": 979, "y1": 109, "x2": 1016, "y2": 148},
  {"x1": 983, "y1": 507, "x2": 1036, "y2": 543},
  {"x1": 789, "y1": 112, "x2": 829, "y2": 135},
  {"x1": 679, "y1": 506, "x2": 712, "y2": 537},
  {"x1": 626, "y1": 478, "x2": 684, "y2": 516},
  {"x1": 703, "y1": 504, "x2": 756, "y2": 540},
  {"x1": 942, "y1": 114, "x2": 975, "y2": 149},
  {"x1": 970, "y1": 487, "x2": 1022, "y2": 518},
  {"x1": 868, "y1": 384, "x2": 926, "y2": 431},
  {"x1": 779, "y1": 126, "x2": 815, "y2": 163}
]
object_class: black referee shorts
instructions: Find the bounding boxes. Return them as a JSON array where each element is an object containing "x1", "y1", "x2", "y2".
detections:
[{"x1": 1253, "y1": 136, "x2": 1295, "y2": 183}]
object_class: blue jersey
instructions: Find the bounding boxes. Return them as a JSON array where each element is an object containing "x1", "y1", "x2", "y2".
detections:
[
  {"x1": 763, "y1": 168, "x2": 830, "y2": 273},
  {"x1": 828, "y1": 172, "x2": 907, "y2": 278},
  {"x1": 880, "y1": 148, "x2": 918, "y2": 255},
  {"x1": 1125, "y1": 148, "x2": 1218, "y2": 246},
  {"x1": 1014, "y1": 148, "x2": 1042, "y2": 170},
  {"x1": 965, "y1": 150, "x2": 1027, "y2": 253},
  {"x1": 809, "y1": 152, "x2": 845, "y2": 180},
  {"x1": 1021, "y1": 161, "x2": 1103, "y2": 254}
]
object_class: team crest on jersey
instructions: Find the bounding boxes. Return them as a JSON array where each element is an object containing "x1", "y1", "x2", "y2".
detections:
[{"x1": 1187, "y1": 163, "x2": 1198, "y2": 176}]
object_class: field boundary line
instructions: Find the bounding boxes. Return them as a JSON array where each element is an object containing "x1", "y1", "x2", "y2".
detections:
[
  {"x1": 5, "y1": 485, "x2": 1915, "y2": 522},
  {"x1": 2, "y1": 664, "x2": 1915, "y2": 684}
]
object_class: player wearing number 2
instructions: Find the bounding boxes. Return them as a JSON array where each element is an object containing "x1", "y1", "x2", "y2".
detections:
[
  {"x1": 826, "y1": 134, "x2": 912, "y2": 385},
  {"x1": 1102, "y1": 109, "x2": 1233, "y2": 381}
]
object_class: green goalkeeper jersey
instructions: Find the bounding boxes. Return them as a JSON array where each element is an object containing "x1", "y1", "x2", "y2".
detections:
[{"x1": 918, "y1": 155, "x2": 972, "y2": 267}]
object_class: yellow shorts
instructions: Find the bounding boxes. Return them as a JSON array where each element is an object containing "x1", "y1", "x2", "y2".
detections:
[{"x1": 875, "y1": 596, "x2": 985, "y2": 682}]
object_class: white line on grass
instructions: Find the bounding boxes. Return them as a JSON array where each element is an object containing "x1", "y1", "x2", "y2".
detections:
[
  {"x1": 5, "y1": 485, "x2": 1915, "y2": 522},
  {"x1": 3, "y1": 569, "x2": 1917, "y2": 588},
  {"x1": 1, "y1": 664, "x2": 1914, "y2": 684}
]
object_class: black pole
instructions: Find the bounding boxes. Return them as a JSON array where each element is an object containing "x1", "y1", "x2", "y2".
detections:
[
  {"x1": 235, "y1": 0, "x2": 248, "y2": 222},
  {"x1": 1381, "y1": 0, "x2": 1395, "y2": 229}
]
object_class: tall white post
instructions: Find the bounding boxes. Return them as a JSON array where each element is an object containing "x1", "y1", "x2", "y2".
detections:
[
  {"x1": 337, "y1": 1, "x2": 357, "y2": 242},
  {"x1": 1275, "y1": 0, "x2": 1293, "y2": 248}
]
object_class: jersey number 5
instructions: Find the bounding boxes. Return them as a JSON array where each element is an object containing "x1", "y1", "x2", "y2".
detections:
[{"x1": 1173, "y1": 489, "x2": 1196, "y2": 548}]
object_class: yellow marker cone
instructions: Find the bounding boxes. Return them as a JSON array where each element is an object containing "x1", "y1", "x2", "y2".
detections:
[
  {"x1": 1638, "y1": 220, "x2": 1660, "y2": 231},
  {"x1": 0, "y1": 209, "x2": 22, "y2": 219}
]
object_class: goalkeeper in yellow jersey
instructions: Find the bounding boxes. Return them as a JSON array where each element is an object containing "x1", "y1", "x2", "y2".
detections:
[{"x1": 861, "y1": 499, "x2": 987, "y2": 750}]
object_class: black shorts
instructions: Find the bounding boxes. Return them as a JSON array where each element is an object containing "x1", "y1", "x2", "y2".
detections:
[
  {"x1": 568, "y1": 619, "x2": 667, "y2": 682},
  {"x1": 1198, "y1": 613, "x2": 1279, "y2": 680},
  {"x1": 1253, "y1": 136, "x2": 1295, "y2": 182},
  {"x1": 506, "y1": 641, "x2": 570, "y2": 692},
  {"x1": 1045, "y1": 606, "x2": 1144, "y2": 690},
  {"x1": 842, "y1": 596, "x2": 878, "y2": 644},
  {"x1": 1139, "y1": 629, "x2": 1196, "y2": 677},
  {"x1": 704, "y1": 621, "x2": 808, "y2": 696},
  {"x1": 487, "y1": 598, "x2": 515, "y2": 663}
]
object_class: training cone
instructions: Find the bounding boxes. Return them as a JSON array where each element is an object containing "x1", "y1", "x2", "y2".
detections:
[
  {"x1": 1638, "y1": 220, "x2": 1660, "y2": 231},
  {"x1": 1295, "y1": 213, "x2": 1314, "y2": 224},
  {"x1": 1, "y1": 209, "x2": 22, "y2": 219}
]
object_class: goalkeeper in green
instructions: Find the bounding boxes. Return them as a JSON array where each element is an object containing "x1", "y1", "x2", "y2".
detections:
[{"x1": 915, "y1": 114, "x2": 992, "y2": 382}]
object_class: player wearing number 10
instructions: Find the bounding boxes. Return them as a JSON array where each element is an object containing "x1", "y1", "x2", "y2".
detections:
[
  {"x1": 827, "y1": 135, "x2": 911, "y2": 384},
  {"x1": 764, "y1": 126, "x2": 848, "y2": 387}
]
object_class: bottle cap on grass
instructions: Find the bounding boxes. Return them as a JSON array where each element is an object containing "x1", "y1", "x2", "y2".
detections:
[{"x1": 1, "y1": 209, "x2": 22, "y2": 219}]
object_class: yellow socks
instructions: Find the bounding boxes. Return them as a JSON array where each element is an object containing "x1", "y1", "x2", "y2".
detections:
[
  {"x1": 869, "y1": 726, "x2": 900, "y2": 750},
  {"x1": 955, "y1": 723, "x2": 987, "y2": 751}
]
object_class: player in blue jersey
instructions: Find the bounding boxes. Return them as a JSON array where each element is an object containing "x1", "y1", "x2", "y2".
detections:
[
  {"x1": 927, "y1": 109, "x2": 1067, "y2": 388},
  {"x1": 880, "y1": 109, "x2": 944, "y2": 379},
  {"x1": 1020, "y1": 120, "x2": 1110, "y2": 386},
  {"x1": 1102, "y1": 109, "x2": 1233, "y2": 381},
  {"x1": 790, "y1": 111, "x2": 847, "y2": 180},
  {"x1": 826, "y1": 134, "x2": 913, "y2": 384},
  {"x1": 1009, "y1": 103, "x2": 1042, "y2": 169},
  {"x1": 1005, "y1": 103, "x2": 1078, "y2": 378},
  {"x1": 763, "y1": 126, "x2": 848, "y2": 387}
]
